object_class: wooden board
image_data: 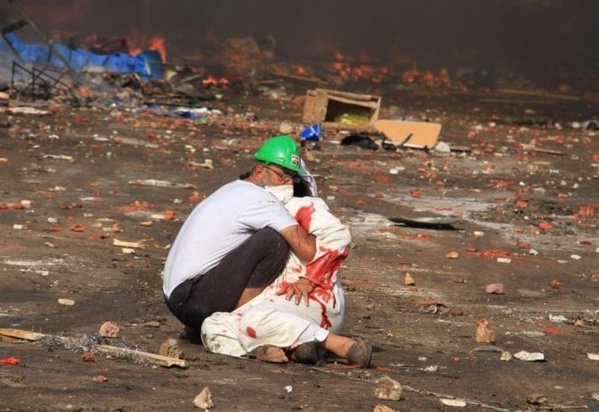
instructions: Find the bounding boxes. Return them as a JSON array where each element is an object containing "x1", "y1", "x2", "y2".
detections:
[
  {"x1": 374, "y1": 119, "x2": 441, "y2": 149},
  {"x1": 0, "y1": 328, "x2": 45, "y2": 341}
]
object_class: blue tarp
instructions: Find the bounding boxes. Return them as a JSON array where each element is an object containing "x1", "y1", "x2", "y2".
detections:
[{"x1": 0, "y1": 33, "x2": 162, "y2": 79}]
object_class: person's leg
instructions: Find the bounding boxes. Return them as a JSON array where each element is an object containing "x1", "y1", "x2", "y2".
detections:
[
  {"x1": 321, "y1": 333, "x2": 372, "y2": 368},
  {"x1": 167, "y1": 228, "x2": 290, "y2": 331}
]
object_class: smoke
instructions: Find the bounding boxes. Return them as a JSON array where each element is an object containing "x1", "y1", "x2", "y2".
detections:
[{"x1": 1, "y1": 0, "x2": 598, "y2": 89}]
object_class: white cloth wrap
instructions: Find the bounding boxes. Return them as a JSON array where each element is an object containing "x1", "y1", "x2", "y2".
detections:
[{"x1": 201, "y1": 196, "x2": 351, "y2": 357}]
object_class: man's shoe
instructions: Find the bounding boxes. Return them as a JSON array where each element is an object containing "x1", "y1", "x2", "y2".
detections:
[
  {"x1": 290, "y1": 341, "x2": 320, "y2": 365},
  {"x1": 346, "y1": 337, "x2": 372, "y2": 368}
]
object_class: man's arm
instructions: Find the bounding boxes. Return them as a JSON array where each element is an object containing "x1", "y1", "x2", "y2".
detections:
[{"x1": 279, "y1": 224, "x2": 316, "y2": 262}]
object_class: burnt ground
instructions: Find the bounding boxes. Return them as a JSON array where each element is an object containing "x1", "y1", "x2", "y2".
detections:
[{"x1": 0, "y1": 84, "x2": 598, "y2": 412}]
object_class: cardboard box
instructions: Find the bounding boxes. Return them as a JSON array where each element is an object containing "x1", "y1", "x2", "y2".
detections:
[{"x1": 302, "y1": 88, "x2": 381, "y2": 127}]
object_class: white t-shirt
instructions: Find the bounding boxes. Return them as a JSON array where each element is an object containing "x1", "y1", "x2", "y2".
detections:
[{"x1": 163, "y1": 180, "x2": 297, "y2": 298}]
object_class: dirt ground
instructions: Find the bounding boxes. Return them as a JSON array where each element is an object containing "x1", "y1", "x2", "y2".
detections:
[{"x1": 0, "y1": 85, "x2": 598, "y2": 412}]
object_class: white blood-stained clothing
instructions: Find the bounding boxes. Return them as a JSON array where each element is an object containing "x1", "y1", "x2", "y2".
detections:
[
  {"x1": 162, "y1": 180, "x2": 297, "y2": 299},
  {"x1": 201, "y1": 196, "x2": 351, "y2": 357}
]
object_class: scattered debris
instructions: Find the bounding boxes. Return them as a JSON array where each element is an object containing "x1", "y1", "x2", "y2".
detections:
[
  {"x1": 389, "y1": 216, "x2": 459, "y2": 230},
  {"x1": 373, "y1": 405, "x2": 396, "y2": 412},
  {"x1": 374, "y1": 375, "x2": 402, "y2": 401},
  {"x1": 192, "y1": 387, "x2": 214, "y2": 409},
  {"x1": 159, "y1": 338, "x2": 183, "y2": 359},
  {"x1": 485, "y1": 283, "x2": 504, "y2": 294},
  {"x1": 446, "y1": 251, "x2": 460, "y2": 259},
  {"x1": 81, "y1": 351, "x2": 96, "y2": 363},
  {"x1": 0, "y1": 328, "x2": 188, "y2": 368},
  {"x1": 0, "y1": 357, "x2": 20, "y2": 365},
  {"x1": 513, "y1": 351, "x2": 545, "y2": 362},
  {"x1": 128, "y1": 179, "x2": 195, "y2": 189},
  {"x1": 526, "y1": 393, "x2": 548, "y2": 405},
  {"x1": 98, "y1": 321, "x2": 120, "y2": 338},
  {"x1": 58, "y1": 298, "x2": 75, "y2": 306},
  {"x1": 113, "y1": 238, "x2": 145, "y2": 249},
  {"x1": 374, "y1": 119, "x2": 441, "y2": 149},
  {"x1": 404, "y1": 273, "x2": 416, "y2": 286},
  {"x1": 475, "y1": 318, "x2": 496, "y2": 344},
  {"x1": 440, "y1": 398, "x2": 467, "y2": 407}
]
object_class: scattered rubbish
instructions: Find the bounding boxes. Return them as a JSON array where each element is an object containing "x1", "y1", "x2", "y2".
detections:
[
  {"x1": 374, "y1": 119, "x2": 441, "y2": 149},
  {"x1": 514, "y1": 351, "x2": 545, "y2": 362},
  {"x1": 43, "y1": 154, "x2": 74, "y2": 162},
  {"x1": 526, "y1": 393, "x2": 548, "y2": 405},
  {"x1": 81, "y1": 351, "x2": 96, "y2": 363},
  {"x1": 373, "y1": 405, "x2": 396, "y2": 412},
  {"x1": 188, "y1": 159, "x2": 214, "y2": 170},
  {"x1": 485, "y1": 283, "x2": 504, "y2": 294},
  {"x1": 405, "y1": 273, "x2": 416, "y2": 286},
  {"x1": 415, "y1": 300, "x2": 450, "y2": 315},
  {"x1": 58, "y1": 298, "x2": 75, "y2": 306},
  {"x1": 192, "y1": 387, "x2": 214, "y2": 409},
  {"x1": 434, "y1": 141, "x2": 451, "y2": 153},
  {"x1": 159, "y1": 338, "x2": 183, "y2": 359},
  {"x1": 0, "y1": 357, "x2": 20, "y2": 365},
  {"x1": 500, "y1": 351, "x2": 512, "y2": 361},
  {"x1": 341, "y1": 133, "x2": 379, "y2": 150},
  {"x1": 475, "y1": 318, "x2": 496, "y2": 344},
  {"x1": 374, "y1": 376, "x2": 402, "y2": 401},
  {"x1": 548, "y1": 314, "x2": 568, "y2": 324},
  {"x1": 113, "y1": 238, "x2": 145, "y2": 249},
  {"x1": 446, "y1": 251, "x2": 460, "y2": 259},
  {"x1": 439, "y1": 398, "x2": 467, "y2": 407},
  {"x1": 93, "y1": 375, "x2": 108, "y2": 383},
  {"x1": 588, "y1": 353, "x2": 599, "y2": 361},
  {"x1": 303, "y1": 88, "x2": 381, "y2": 127},
  {"x1": 6, "y1": 107, "x2": 50, "y2": 115},
  {"x1": 99, "y1": 321, "x2": 120, "y2": 338},
  {"x1": 0, "y1": 328, "x2": 187, "y2": 368},
  {"x1": 496, "y1": 257, "x2": 512, "y2": 264},
  {"x1": 128, "y1": 179, "x2": 195, "y2": 189},
  {"x1": 284, "y1": 385, "x2": 293, "y2": 394},
  {"x1": 472, "y1": 345, "x2": 503, "y2": 353},
  {"x1": 299, "y1": 123, "x2": 322, "y2": 141},
  {"x1": 94, "y1": 344, "x2": 188, "y2": 368},
  {"x1": 549, "y1": 279, "x2": 562, "y2": 290},
  {"x1": 389, "y1": 216, "x2": 459, "y2": 230}
]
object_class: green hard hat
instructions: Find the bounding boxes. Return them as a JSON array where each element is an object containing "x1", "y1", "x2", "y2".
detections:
[{"x1": 254, "y1": 135, "x2": 302, "y2": 173}]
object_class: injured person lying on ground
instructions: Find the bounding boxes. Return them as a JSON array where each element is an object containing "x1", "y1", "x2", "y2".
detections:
[{"x1": 201, "y1": 164, "x2": 373, "y2": 368}]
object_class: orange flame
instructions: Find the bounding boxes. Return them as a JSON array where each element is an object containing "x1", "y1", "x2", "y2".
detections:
[
  {"x1": 202, "y1": 76, "x2": 230, "y2": 86},
  {"x1": 149, "y1": 36, "x2": 167, "y2": 62},
  {"x1": 402, "y1": 68, "x2": 450, "y2": 87},
  {"x1": 330, "y1": 52, "x2": 389, "y2": 83}
]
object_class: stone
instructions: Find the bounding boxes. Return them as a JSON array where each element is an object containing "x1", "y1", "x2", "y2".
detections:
[{"x1": 374, "y1": 375, "x2": 402, "y2": 401}]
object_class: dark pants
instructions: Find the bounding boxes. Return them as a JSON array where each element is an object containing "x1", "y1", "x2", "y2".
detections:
[{"x1": 166, "y1": 228, "x2": 290, "y2": 331}]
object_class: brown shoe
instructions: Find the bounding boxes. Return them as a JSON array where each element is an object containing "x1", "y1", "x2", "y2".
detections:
[
  {"x1": 255, "y1": 345, "x2": 289, "y2": 363},
  {"x1": 346, "y1": 337, "x2": 372, "y2": 368},
  {"x1": 290, "y1": 341, "x2": 320, "y2": 365}
]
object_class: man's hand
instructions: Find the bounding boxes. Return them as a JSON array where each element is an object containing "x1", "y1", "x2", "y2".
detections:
[{"x1": 281, "y1": 278, "x2": 315, "y2": 306}]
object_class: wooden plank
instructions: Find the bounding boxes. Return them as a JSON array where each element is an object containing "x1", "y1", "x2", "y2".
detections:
[
  {"x1": 374, "y1": 119, "x2": 441, "y2": 149},
  {"x1": 0, "y1": 328, "x2": 45, "y2": 341},
  {"x1": 94, "y1": 344, "x2": 188, "y2": 368}
]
